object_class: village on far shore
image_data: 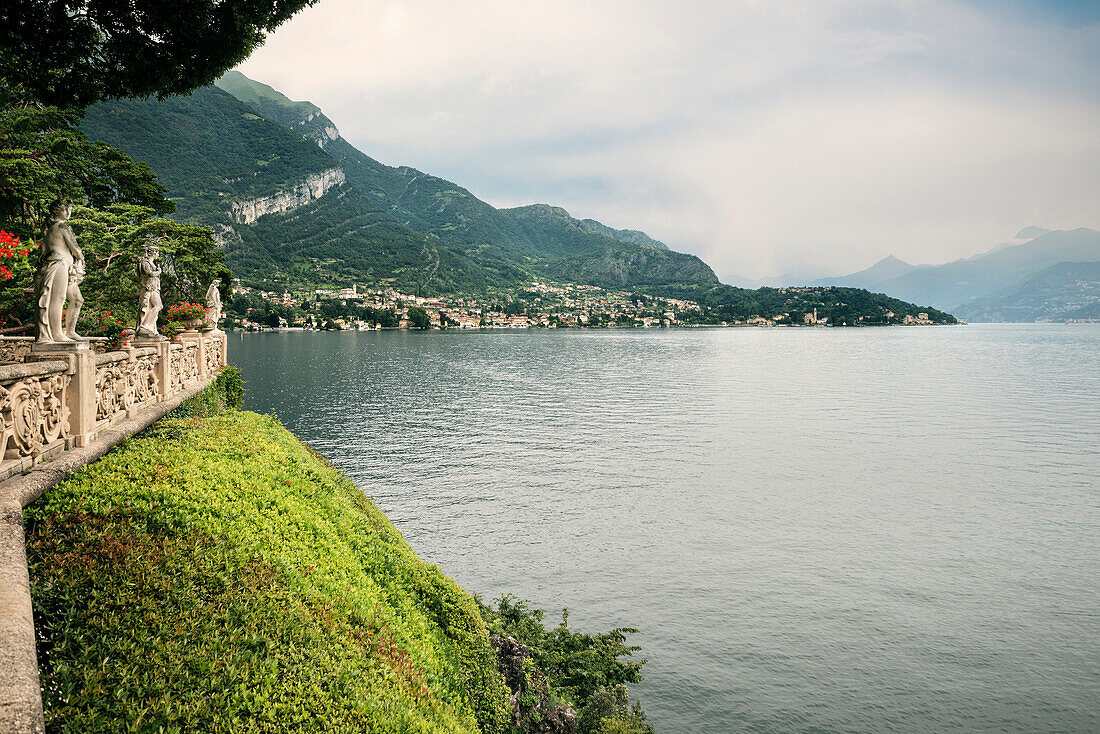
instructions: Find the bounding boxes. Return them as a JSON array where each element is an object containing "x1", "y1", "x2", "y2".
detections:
[{"x1": 228, "y1": 279, "x2": 947, "y2": 331}]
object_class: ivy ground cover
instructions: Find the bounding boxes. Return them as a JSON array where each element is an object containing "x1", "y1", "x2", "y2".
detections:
[{"x1": 25, "y1": 407, "x2": 512, "y2": 733}]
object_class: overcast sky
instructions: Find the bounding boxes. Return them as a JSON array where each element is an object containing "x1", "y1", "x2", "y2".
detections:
[{"x1": 237, "y1": 0, "x2": 1100, "y2": 280}]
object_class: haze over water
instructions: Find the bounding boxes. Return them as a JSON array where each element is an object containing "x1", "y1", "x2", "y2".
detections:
[{"x1": 230, "y1": 325, "x2": 1100, "y2": 733}]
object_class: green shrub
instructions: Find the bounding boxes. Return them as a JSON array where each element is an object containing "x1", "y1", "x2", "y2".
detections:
[
  {"x1": 478, "y1": 595, "x2": 649, "y2": 728},
  {"x1": 166, "y1": 364, "x2": 244, "y2": 419},
  {"x1": 577, "y1": 685, "x2": 654, "y2": 734},
  {"x1": 26, "y1": 410, "x2": 512, "y2": 733}
]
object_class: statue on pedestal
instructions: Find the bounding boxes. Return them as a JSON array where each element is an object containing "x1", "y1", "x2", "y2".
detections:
[
  {"x1": 205, "y1": 281, "x2": 223, "y2": 332},
  {"x1": 135, "y1": 239, "x2": 165, "y2": 339},
  {"x1": 34, "y1": 198, "x2": 85, "y2": 343}
]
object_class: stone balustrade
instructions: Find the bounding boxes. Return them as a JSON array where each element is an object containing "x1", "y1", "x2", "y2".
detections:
[
  {"x1": 0, "y1": 360, "x2": 71, "y2": 482},
  {"x1": 0, "y1": 331, "x2": 227, "y2": 481}
]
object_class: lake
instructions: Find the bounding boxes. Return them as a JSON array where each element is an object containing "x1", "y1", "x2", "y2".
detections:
[{"x1": 229, "y1": 324, "x2": 1100, "y2": 733}]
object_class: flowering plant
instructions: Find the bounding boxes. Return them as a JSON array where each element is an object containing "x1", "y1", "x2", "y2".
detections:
[
  {"x1": 96, "y1": 311, "x2": 130, "y2": 350},
  {"x1": 75, "y1": 309, "x2": 131, "y2": 350},
  {"x1": 159, "y1": 320, "x2": 184, "y2": 341},
  {"x1": 0, "y1": 231, "x2": 38, "y2": 281},
  {"x1": 165, "y1": 302, "x2": 207, "y2": 321}
]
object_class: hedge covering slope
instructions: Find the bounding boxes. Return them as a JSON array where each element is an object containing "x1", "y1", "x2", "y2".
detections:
[{"x1": 25, "y1": 405, "x2": 512, "y2": 732}]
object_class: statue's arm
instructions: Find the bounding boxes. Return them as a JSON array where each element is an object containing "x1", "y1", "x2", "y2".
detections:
[{"x1": 62, "y1": 225, "x2": 83, "y2": 263}]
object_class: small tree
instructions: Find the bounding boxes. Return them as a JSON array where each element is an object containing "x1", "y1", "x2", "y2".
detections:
[
  {"x1": 0, "y1": 106, "x2": 172, "y2": 240},
  {"x1": 407, "y1": 306, "x2": 431, "y2": 329}
]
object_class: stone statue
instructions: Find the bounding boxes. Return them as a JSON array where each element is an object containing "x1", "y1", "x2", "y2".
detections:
[
  {"x1": 205, "y1": 281, "x2": 223, "y2": 331},
  {"x1": 135, "y1": 239, "x2": 165, "y2": 339},
  {"x1": 64, "y1": 259, "x2": 85, "y2": 340},
  {"x1": 34, "y1": 198, "x2": 84, "y2": 343}
]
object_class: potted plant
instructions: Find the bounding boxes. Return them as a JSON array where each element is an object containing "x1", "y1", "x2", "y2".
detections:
[{"x1": 165, "y1": 302, "x2": 208, "y2": 332}]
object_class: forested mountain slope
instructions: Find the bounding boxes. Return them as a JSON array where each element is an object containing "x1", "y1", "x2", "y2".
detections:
[
  {"x1": 955, "y1": 261, "x2": 1100, "y2": 322},
  {"x1": 81, "y1": 72, "x2": 719, "y2": 293}
]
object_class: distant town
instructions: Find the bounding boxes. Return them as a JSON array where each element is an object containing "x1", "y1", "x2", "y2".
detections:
[{"x1": 226, "y1": 280, "x2": 946, "y2": 330}]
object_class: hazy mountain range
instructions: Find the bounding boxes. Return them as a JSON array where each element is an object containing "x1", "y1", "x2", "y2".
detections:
[{"x1": 732, "y1": 227, "x2": 1100, "y2": 322}]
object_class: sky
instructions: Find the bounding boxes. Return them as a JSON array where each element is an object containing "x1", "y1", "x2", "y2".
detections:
[{"x1": 237, "y1": 0, "x2": 1100, "y2": 280}]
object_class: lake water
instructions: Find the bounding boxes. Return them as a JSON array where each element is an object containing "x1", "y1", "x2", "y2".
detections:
[{"x1": 228, "y1": 324, "x2": 1100, "y2": 733}]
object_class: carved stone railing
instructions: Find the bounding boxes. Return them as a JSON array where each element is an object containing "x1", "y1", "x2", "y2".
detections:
[
  {"x1": 0, "y1": 337, "x2": 34, "y2": 364},
  {"x1": 94, "y1": 347, "x2": 160, "y2": 429},
  {"x1": 1, "y1": 336, "x2": 111, "y2": 363},
  {"x1": 0, "y1": 331, "x2": 227, "y2": 479},
  {"x1": 0, "y1": 361, "x2": 71, "y2": 482}
]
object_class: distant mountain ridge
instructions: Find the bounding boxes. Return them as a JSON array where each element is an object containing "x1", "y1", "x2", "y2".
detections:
[
  {"x1": 810, "y1": 255, "x2": 917, "y2": 289},
  {"x1": 808, "y1": 227, "x2": 1100, "y2": 321},
  {"x1": 960, "y1": 261, "x2": 1100, "y2": 322}
]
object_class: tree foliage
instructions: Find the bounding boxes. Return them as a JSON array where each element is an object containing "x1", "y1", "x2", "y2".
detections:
[
  {"x1": 0, "y1": 0, "x2": 318, "y2": 108},
  {"x1": 0, "y1": 105, "x2": 172, "y2": 236},
  {"x1": 68, "y1": 204, "x2": 229, "y2": 317},
  {"x1": 478, "y1": 594, "x2": 648, "y2": 722}
]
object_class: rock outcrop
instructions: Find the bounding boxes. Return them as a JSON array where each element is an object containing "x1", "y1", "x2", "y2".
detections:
[
  {"x1": 230, "y1": 167, "x2": 345, "y2": 225},
  {"x1": 491, "y1": 635, "x2": 577, "y2": 734}
]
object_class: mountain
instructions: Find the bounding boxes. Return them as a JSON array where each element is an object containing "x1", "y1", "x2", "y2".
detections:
[
  {"x1": 815, "y1": 228, "x2": 1100, "y2": 321},
  {"x1": 80, "y1": 74, "x2": 717, "y2": 293},
  {"x1": 80, "y1": 86, "x2": 498, "y2": 292},
  {"x1": 576, "y1": 219, "x2": 669, "y2": 250},
  {"x1": 721, "y1": 268, "x2": 838, "y2": 289},
  {"x1": 215, "y1": 75, "x2": 714, "y2": 288},
  {"x1": 502, "y1": 204, "x2": 715, "y2": 285},
  {"x1": 812, "y1": 255, "x2": 917, "y2": 290},
  {"x1": 881, "y1": 228, "x2": 1099, "y2": 313},
  {"x1": 215, "y1": 72, "x2": 714, "y2": 288},
  {"x1": 215, "y1": 70, "x2": 339, "y2": 147},
  {"x1": 1015, "y1": 225, "x2": 1053, "y2": 240},
  {"x1": 80, "y1": 71, "x2": 957, "y2": 322},
  {"x1": 953, "y1": 261, "x2": 1100, "y2": 322}
]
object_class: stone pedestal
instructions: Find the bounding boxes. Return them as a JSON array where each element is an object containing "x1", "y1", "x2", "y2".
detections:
[{"x1": 29, "y1": 341, "x2": 90, "y2": 355}]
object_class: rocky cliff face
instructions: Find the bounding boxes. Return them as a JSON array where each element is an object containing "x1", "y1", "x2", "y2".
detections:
[
  {"x1": 293, "y1": 111, "x2": 341, "y2": 148},
  {"x1": 230, "y1": 167, "x2": 345, "y2": 225}
]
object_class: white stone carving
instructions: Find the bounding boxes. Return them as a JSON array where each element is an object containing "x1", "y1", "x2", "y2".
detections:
[
  {"x1": 0, "y1": 373, "x2": 70, "y2": 460},
  {"x1": 34, "y1": 199, "x2": 84, "y2": 343},
  {"x1": 205, "y1": 282, "x2": 223, "y2": 332},
  {"x1": 136, "y1": 242, "x2": 165, "y2": 339}
]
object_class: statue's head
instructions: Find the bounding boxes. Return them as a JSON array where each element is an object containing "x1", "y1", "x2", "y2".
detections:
[
  {"x1": 47, "y1": 197, "x2": 73, "y2": 222},
  {"x1": 143, "y1": 238, "x2": 159, "y2": 258}
]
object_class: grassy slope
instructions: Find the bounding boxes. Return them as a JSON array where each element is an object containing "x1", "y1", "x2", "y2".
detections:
[{"x1": 25, "y1": 382, "x2": 511, "y2": 733}]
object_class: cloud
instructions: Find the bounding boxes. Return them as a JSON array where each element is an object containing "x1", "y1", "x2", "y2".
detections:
[{"x1": 239, "y1": 0, "x2": 1100, "y2": 279}]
